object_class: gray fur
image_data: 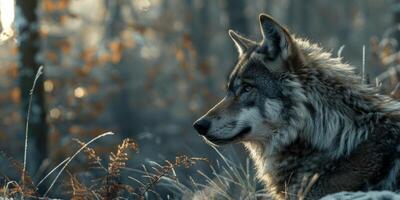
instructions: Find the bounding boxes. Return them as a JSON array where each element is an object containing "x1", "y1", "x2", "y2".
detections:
[{"x1": 193, "y1": 13, "x2": 400, "y2": 199}]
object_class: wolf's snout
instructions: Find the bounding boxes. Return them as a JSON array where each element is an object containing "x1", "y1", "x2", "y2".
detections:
[{"x1": 193, "y1": 118, "x2": 211, "y2": 135}]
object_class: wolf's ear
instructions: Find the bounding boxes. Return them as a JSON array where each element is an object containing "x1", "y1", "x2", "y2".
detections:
[
  {"x1": 229, "y1": 30, "x2": 256, "y2": 56},
  {"x1": 258, "y1": 14, "x2": 294, "y2": 60}
]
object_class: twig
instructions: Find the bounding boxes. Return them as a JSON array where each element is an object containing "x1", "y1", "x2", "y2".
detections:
[
  {"x1": 362, "y1": 45, "x2": 366, "y2": 84},
  {"x1": 301, "y1": 174, "x2": 319, "y2": 199},
  {"x1": 44, "y1": 132, "x2": 115, "y2": 196},
  {"x1": 22, "y1": 65, "x2": 44, "y2": 187},
  {"x1": 36, "y1": 157, "x2": 70, "y2": 188},
  {"x1": 139, "y1": 156, "x2": 207, "y2": 198},
  {"x1": 375, "y1": 64, "x2": 400, "y2": 83},
  {"x1": 391, "y1": 82, "x2": 400, "y2": 96},
  {"x1": 337, "y1": 45, "x2": 345, "y2": 58}
]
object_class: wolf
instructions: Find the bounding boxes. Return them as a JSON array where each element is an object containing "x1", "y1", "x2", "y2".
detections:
[{"x1": 193, "y1": 14, "x2": 400, "y2": 199}]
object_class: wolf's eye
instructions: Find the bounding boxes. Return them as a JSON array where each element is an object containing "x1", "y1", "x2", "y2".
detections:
[{"x1": 242, "y1": 84, "x2": 253, "y2": 93}]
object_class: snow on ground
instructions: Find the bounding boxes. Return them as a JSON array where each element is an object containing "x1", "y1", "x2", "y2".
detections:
[{"x1": 321, "y1": 191, "x2": 400, "y2": 200}]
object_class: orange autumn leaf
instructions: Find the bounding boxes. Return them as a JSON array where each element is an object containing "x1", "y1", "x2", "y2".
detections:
[
  {"x1": 43, "y1": 0, "x2": 57, "y2": 12},
  {"x1": 46, "y1": 51, "x2": 58, "y2": 63},
  {"x1": 6, "y1": 63, "x2": 18, "y2": 78},
  {"x1": 69, "y1": 125, "x2": 83, "y2": 136},
  {"x1": 10, "y1": 87, "x2": 21, "y2": 104},
  {"x1": 109, "y1": 41, "x2": 123, "y2": 64},
  {"x1": 98, "y1": 54, "x2": 111, "y2": 64}
]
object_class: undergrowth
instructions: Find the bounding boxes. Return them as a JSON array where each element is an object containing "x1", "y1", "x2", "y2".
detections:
[
  {"x1": 0, "y1": 66, "x2": 209, "y2": 199},
  {"x1": 0, "y1": 135, "x2": 209, "y2": 199}
]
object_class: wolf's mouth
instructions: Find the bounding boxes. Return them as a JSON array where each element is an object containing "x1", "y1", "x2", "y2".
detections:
[{"x1": 203, "y1": 126, "x2": 252, "y2": 145}]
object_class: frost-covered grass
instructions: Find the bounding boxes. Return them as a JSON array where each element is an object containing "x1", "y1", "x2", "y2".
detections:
[{"x1": 156, "y1": 145, "x2": 268, "y2": 200}]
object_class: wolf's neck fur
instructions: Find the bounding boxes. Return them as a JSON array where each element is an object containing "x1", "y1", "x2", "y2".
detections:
[
  {"x1": 244, "y1": 140, "x2": 322, "y2": 199},
  {"x1": 243, "y1": 38, "x2": 400, "y2": 198}
]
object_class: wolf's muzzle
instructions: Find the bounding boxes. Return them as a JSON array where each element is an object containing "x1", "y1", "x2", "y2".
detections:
[{"x1": 193, "y1": 118, "x2": 211, "y2": 135}]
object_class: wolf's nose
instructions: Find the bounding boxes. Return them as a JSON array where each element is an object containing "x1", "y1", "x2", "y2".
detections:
[{"x1": 193, "y1": 118, "x2": 211, "y2": 135}]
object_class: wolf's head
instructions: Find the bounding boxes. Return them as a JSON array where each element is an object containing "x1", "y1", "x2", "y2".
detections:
[{"x1": 193, "y1": 14, "x2": 309, "y2": 148}]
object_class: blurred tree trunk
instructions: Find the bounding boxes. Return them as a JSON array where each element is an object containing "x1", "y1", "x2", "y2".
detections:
[
  {"x1": 226, "y1": 0, "x2": 248, "y2": 61},
  {"x1": 391, "y1": 0, "x2": 400, "y2": 85},
  {"x1": 189, "y1": 0, "x2": 210, "y2": 67},
  {"x1": 186, "y1": 0, "x2": 215, "y2": 96},
  {"x1": 288, "y1": 0, "x2": 311, "y2": 36},
  {"x1": 393, "y1": 0, "x2": 400, "y2": 51},
  {"x1": 15, "y1": 0, "x2": 48, "y2": 175},
  {"x1": 104, "y1": 0, "x2": 135, "y2": 137},
  {"x1": 226, "y1": 0, "x2": 248, "y2": 35},
  {"x1": 337, "y1": 0, "x2": 353, "y2": 47}
]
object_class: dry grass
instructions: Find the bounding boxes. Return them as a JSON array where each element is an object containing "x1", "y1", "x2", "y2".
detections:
[
  {"x1": 66, "y1": 138, "x2": 207, "y2": 199},
  {"x1": 0, "y1": 136, "x2": 207, "y2": 199},
  {"x1": 136, "y1": 155, "x2": 208, "y2": 199},
  {"x1": 0, "y1": 148, "x2": 37, "y2": 198}
]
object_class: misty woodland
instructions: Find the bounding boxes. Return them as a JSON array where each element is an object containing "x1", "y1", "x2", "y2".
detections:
[{"x1": 1, "y1": 0, "x2": 400, "y2": 200}]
